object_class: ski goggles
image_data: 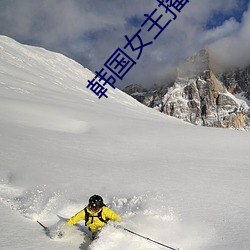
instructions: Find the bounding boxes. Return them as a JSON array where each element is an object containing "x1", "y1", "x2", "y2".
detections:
[{"x1": 89, "y1": 205, "x2": 101, "y2": 212}]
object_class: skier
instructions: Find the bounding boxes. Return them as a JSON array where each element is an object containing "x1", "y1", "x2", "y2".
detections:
[{"x1": 66, "y1": 194, "x2": 122, "y2": 239}]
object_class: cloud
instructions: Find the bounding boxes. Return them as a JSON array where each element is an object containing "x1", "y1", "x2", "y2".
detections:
[
  {"x1": 200, "y1": 18, "x2": 240, "y2": 45},
  {"x1": 0, "y1": 0, "x2": 249, "y2": 88},
  {"x1": 209, "y1": 3, "x2": 250, "y2": 69}
]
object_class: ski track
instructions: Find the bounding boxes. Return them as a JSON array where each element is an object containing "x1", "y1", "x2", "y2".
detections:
[{"x1": 0, "y1": 181, "x2": 211, "y2": 250}]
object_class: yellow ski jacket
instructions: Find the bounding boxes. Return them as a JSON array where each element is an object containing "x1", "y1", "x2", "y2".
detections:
[{"x1": 67, "y1": 206, "x2": 121, "y2": 233}]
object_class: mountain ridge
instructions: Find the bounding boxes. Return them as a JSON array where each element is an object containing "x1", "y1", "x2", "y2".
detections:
[{"x1": 123, "y1": 49, "x2": 250, "y2": 130}]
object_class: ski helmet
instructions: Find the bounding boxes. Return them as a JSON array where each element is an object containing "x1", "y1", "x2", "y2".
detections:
[{"x1": 89, "y1": 195, "x2": 104, "y2": 210}]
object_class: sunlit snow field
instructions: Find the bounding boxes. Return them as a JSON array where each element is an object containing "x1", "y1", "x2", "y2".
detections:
[{"x1": 0, "y1": 36, "x2": 249, "y2": 250}]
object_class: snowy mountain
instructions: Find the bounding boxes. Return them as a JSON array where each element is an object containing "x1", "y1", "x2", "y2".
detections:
[
  {"x1": 217, "y1": 65, "x2": 250, "y2": 100},
  {"x1": 0, "y1": 36, "x2": 250, "y2": 250},
  {"x1": 124, "y1": 49, "x2": 250, "y2": 130}
]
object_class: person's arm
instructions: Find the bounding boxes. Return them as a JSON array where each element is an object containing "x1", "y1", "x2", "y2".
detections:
[
  {"x1": 103, "y1": 207, "x2": 122, "y2": 222},
  {"x1": 67, "y1": 209, "x2": 85, "y2": 225}
]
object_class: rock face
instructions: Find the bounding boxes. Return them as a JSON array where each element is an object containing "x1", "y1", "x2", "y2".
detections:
[
  {"x1": 123, "y1": 84, "x2": 147, "y2": 103},
  {"x1": 124, "y1": 49, "x2": 250, "y2": 130},
  {"x1": 218, "y1": 66, "x2": 250, "y2": 100}
]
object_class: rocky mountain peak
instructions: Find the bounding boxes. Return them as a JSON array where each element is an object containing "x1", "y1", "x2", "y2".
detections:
[
  {"x1": 177, "y1": 48, "x2": 210, "y2": 78},
  {"x1": 217, "y1": 66, "x2": 250, "y2": 100},
  {"x1": 123, "y1": 49, "x2": 250, "y2": 130}
]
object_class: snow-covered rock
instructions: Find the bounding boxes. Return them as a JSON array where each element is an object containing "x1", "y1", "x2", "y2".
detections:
[{"x1": 125, "y1": 49, "x2": 250, "y2": 130}]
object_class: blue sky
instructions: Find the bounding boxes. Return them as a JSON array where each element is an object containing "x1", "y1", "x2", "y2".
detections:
[
  {"x1": 206, "y1": 0, "x2": 249, "y2": 28},
  {"x1": 0, "y1": 0, "x2": 249, "y2": 88}
]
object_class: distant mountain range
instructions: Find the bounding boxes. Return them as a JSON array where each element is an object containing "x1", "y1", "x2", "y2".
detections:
[{"x1": 123, "y1": 49, "x2": 250, "y2": 130}]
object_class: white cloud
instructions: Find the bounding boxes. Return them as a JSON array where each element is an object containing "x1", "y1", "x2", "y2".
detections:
[
  {"x1": 200, "y1": 18, "x2": 240, "y2": 45},
  {"x1": 0, "y1": 0, "x2": 248, "y2": 88},
  {"x1": 209, "y1": 4, "x2": 250, "y2": 68}
]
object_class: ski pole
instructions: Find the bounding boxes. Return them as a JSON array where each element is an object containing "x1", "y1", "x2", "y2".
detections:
[
  {"x1": 122, "y1": 227, "x2": 180, "y2": 250},
  {"x1": 37, "y1": 220, "x2": 48, "y2": 231}
]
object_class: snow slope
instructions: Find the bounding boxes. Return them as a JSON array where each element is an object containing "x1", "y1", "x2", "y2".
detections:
[{"x1": 0, "y1": 35, "x2": 250, "y2": 250}]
